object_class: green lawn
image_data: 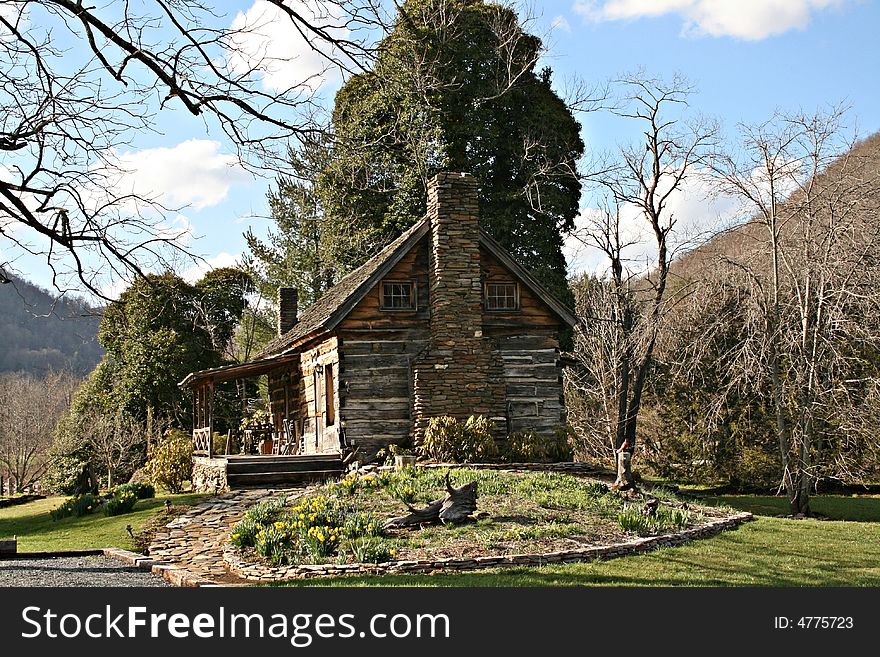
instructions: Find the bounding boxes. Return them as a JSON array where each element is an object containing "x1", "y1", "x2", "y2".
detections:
[
  {"x1": 271, "y1": 494, "x2": 880, "y2": 587},
  {"x1": 711, "y1": 494, "x2": 880, "y2": 521},
  {"x1": 0, "y1": 492, "x2": 208, "y2": 552}
]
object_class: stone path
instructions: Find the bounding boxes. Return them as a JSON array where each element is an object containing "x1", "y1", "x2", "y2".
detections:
[{"x1": 148, "y1": 486, "x2": 312, "y2": 584}]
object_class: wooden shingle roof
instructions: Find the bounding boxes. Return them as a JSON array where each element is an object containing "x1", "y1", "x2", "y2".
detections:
[{"x1": 181, "y1": 215, "x2": 577, "y2": 387}]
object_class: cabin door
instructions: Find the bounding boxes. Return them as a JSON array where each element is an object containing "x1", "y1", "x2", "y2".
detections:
[{"x1": 311, "y1": 362, "x2": 340, "y2": 454}]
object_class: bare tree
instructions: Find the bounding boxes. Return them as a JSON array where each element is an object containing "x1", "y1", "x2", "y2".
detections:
[
  {"x1": 708, "y1": 108, "x2": 880, "y2": 514},
  {"x1": 0, "y1": 0, "x2": 384, "y2": 298},
  {"x1": 569, "y1": 73, "x2": 717, "y2": 489},
  {"x1": 0, "y1": 370, "x2": 79, "y2": 492},
  {"x1": 82, "y1": 409, "x2": 150, "y2": 490}
]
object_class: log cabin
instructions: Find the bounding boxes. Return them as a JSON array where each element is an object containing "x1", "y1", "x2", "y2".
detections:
[{"x1": 181, "y1": 172, "x2": 578, "y2": 490}]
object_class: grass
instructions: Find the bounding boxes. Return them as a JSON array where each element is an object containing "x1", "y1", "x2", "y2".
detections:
[
  {"x1": 268, "y1": 493, "x2": 880, "y2": 587},
  {"x1": 711, "y1": 494, "x2": 880, "y2": 522},
  {"x1": 0, "y1": 492, "x2": 208, "y2": 552},
  {"x1": 316, "y1": 469, "x2": 701, "y2": 561}
]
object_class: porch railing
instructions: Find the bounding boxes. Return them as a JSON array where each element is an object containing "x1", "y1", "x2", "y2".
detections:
[{"x1": 193, "y1": 427, "x2": 212, "y2": 457}]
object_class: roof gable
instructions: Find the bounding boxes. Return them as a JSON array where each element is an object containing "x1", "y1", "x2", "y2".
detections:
[
  {"x1": 256, "y1": 218, "x2": 577, "y2": 360},
  {"x1": 256, "y1": 218, "x2": 431, "y2": 358}
]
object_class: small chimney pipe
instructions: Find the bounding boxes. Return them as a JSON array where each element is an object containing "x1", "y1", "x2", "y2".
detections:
[{"x1": 277, "y1": 287, "x2": 298, "y2": 336}]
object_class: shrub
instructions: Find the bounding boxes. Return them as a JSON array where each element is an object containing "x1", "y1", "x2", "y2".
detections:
[
  {"x1": 504, "y1": 431, "x2": 546, "y2": 462},
  {"x1": 503, "y1": 426, "x2": 574, "y2": 463},
  {"x1": 375, "y1": 443, "x2": 411, "y2": 466},
  {"x1": 419, "y1": 415, "x2": 497, "y2": 463},
  {"x1": 145, "y1": 429, "x2": 193, "y2": 493},
  {"x1": 115, "y1": 482, "x2": 155, "y2": 499},
  {"x1": 548, "y1": 425, "x2": 576, "y2": 462},
  {"x1": 104, "y1": 487, "x2": 138, "y2": 516},
  {"x1": 50, "y1": 493, "x2": 102, "y2": 520}
]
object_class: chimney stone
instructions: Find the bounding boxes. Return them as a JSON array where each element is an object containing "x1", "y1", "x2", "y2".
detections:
[
  {"x1": 427, "y1": 171, "x2": 483, "y2": 343},
  {"x1": 411, "y1": 172, "x2": 506, "y2": 444},
  {"x1": 277, "y1": 287, "x2": 298, "y2": 336}
]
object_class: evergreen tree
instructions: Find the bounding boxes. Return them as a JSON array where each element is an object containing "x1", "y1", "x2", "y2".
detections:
[{"x1": 319, "y1": 0, "x2": 584, "y2": 304}]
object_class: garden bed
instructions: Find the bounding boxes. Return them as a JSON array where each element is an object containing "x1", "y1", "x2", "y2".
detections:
[{"x1": 225, "y1": 468, "x2": 751, "y2": 580}]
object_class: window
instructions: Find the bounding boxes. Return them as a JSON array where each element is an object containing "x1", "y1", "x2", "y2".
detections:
[
  {"x1": 485, "y1": 282, "x2": 518, "y2": 310},
  {"x1": 381, "y1": 281, "x2": 416, "y2": 310}
]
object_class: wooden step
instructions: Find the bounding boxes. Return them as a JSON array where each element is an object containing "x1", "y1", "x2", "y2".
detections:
[
  {"x1": 227, "y1": 458, "x2": 345, "y2": 475},
  {"x1": 227, "y1": 453, "x2": 342, "y2": 465},
  {"x1": 227, "y1": 470, "x2": 343, "y2": 486}
]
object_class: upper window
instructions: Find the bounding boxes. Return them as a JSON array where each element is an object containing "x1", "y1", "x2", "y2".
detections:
[
  {"x1": 485, "y1": 282, "x2": 519, "y2": 311},
  {"x1": 381, "y1": 281, "x2": 416, "y2": 310}
]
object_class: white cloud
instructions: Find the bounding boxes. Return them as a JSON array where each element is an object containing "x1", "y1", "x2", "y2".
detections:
[
  {"x1": 101, "y1": 139, "x2": 252, "y2": 212},
  {"x1": 227, "y1": 0, "x2": 347, "y2": 93},
  {"x1": 573, "y1": 0, "x2": 845, "y2": 40},
  {"x1": 181, "y1": 252, "x2": 242, "y2": 284},
  {"x1": 551, "y1": 15, "x2": 572, "y2": 33}
]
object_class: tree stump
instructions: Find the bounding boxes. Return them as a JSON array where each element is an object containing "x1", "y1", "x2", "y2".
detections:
[{"x1": 384, "y1": 474, "x2": 478, "y2": 529}]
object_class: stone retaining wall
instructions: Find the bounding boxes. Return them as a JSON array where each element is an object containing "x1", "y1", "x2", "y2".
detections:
[
  {"x1": 223, "y1": 511, "x2": 753, "y2": 581},
  {"x1": 192, "y1": 457, "x2": 228, "y2": 493}
]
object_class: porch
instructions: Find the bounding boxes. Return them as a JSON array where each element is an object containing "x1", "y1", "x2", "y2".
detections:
[{"x1": 181, "y1": 352, "x2": 346, "y2": 491}]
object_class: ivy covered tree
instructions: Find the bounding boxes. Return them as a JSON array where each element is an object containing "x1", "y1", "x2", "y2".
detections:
[{"x1": 318, "y1": 0, "x2": 584, "y2": 304}]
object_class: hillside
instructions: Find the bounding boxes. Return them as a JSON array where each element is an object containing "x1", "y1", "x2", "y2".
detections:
[{"x1": 0, "y1": 273, "x2": 103, "y2": 375}]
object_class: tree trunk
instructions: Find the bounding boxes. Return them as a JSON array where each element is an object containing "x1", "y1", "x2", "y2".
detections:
[
  {"x1": 614, "y1": 449, "x2": 634, "y2": 490},
  {"x1": 384, "y1": 476, "x2": 478, "y2": 529}
]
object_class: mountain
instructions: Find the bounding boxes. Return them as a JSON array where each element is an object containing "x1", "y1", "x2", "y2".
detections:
[{"x1": 0, "y1": 273, "x2": 103, "y2": 375}]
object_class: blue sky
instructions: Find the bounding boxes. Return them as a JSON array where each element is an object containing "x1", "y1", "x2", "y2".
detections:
[{"x1": 6, "y1": 0, "x2": 880, "y2": 296}]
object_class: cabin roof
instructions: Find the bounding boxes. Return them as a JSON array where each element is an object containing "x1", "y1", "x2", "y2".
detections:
[{"x1": 181, "y1": 216, "x2": 577, "y2": 387}]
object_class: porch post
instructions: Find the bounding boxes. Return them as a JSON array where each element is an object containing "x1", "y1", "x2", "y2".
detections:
[{"x1": 208, "y1": 379, "x2": 215, "y2": 458}]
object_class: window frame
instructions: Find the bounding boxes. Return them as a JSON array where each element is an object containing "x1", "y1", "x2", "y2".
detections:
[
  {"x1": 484, "y1": 281, "x2": 520, "y2": 311},
  {"x1": 379, "y1": 279, "x2": 418, "y2": 311}
]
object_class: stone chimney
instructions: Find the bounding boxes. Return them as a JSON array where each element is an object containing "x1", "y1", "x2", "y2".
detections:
[
  {"x1": 411, "y1": 172, "x2": 506, "y2": 443},
  {"x1": 427, "y1": 171, "x2": 483, "y2": 344},
  {"x1": 277, "y1": 287, "x2": 298, "y2": 336}
]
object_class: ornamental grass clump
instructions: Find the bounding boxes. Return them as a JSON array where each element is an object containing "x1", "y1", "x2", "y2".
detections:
[{"x1": 617, "y1": 503, "x2": 695, "y2": 535}]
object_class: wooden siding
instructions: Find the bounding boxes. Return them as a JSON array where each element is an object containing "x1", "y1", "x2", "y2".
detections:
[
  {"x1": 338, "y1": 236, "x2": 431, "y2": 331},
  {"x1": 337, "y1": 330, "x2": 430, "y2": 458},
  {"x1": 497, "y1": 333, "x2": 566, "y2": 435},
  {"x1": 267, "y1": 336, "x2": 340, "y2": 455},
  {"x1": 480, "y1": 246, "x2": 563, "y2": 331}
]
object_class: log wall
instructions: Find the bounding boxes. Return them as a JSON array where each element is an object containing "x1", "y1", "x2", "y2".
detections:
[
  {"x1": 336, "y1": 329, "x2": 430, "y2": 459},
  {"x1": 267, "y1": 336, "x2": 340, "y2": 454},
  {"x1": 492, "y1": 331, "x2": 566, "y2": 436}
]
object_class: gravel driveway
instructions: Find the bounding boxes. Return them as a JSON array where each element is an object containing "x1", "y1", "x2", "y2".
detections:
[{"x1": 0, "y1": 555, "x2": 171, "y2": 587}]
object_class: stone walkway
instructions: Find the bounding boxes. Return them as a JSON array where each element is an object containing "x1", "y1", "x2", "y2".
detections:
[{"x1": 148, "y1": 486, "x2": 312, "y2": 584}]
